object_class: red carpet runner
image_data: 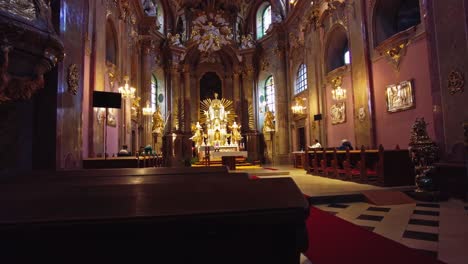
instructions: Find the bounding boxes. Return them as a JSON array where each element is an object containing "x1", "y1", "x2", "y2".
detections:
[{"x1": 304, "y1": 206, "x2": 444, "y2": 264}]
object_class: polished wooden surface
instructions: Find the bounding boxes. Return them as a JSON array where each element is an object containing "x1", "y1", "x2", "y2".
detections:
[{"x1": 0, "y1": 173, "x2": 308, "y2": 263}]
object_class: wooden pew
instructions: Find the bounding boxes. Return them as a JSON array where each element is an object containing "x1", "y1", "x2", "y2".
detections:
[
  {"x1": 0, "y1": 177, "x2": 308, "y2": 263},
  {"x1": 306, "y1": 145, "x2": 415, "y2": 187}
]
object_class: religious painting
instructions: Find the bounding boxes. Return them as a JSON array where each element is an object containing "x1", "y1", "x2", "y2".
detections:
[
  {"x1": 96, "y1": 108, "x2": 117, "y2": 127},
  {"x1": 107, "y1": 109, "x2": 117, "y2": 127},
  {"x1": 385, "y1": 80, "x2": 415, "y2": 113},
  {"x1": 330, "y1": 102, "x2": 346, "y2": 125}
]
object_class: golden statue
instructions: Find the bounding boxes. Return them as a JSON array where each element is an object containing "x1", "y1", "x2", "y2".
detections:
[
  {"x1": 230, "y1": 121, "x2": 242, "y2": 142},
  {"x1": 190, "y1": 122, "x2": 204, "y2": 147},
  {"x1": 263, "y1": 109, "x2": 275, "y2": 133},
  {"x1": 152, "y1": 106, "x2": 164, "y2": 134}
]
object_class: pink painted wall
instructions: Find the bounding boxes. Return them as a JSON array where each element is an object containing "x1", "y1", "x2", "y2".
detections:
[
  {"x1": 372, "y1": 37, "x2": 435, "y2": 149},
  {"x1": 325, "y1": 72, "x2": 356, "y2": 148}
]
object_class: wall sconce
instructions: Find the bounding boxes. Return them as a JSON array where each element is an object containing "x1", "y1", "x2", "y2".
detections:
[
  {"x1": 142, "y1": 100, "x2": 153, "y2": 116},
  {"x1": 118, "y1": 76, "x2": 136, "y2": 99},
  {"x1": 331, "y1": 76, "x2": 346, "y2": 101},
  {"x1": 291, "y1": 97, "x2": 307, "y2": 115}
]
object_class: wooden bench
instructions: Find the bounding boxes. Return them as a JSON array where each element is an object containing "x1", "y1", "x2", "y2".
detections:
[
  {"x1": 307, "y1": 145, "x2": 415, "y2": 187},
  {"x1": 83, "y1": 155, "x2": 164, "y2": 169},
  {"x1": 0, "y1": 176, "x2": 308, "y2": 263},
  {"x1": 0, "y1": 167, "x2": 248, "y2": 187}
]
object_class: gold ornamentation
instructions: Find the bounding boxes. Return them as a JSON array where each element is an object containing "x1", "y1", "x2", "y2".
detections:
[
  {"x1": 0, "y1": 0, "x2": 37, "y2": 21},
  {"x1": 131, "y1": 96, "x2": 141, "y2": 121},
  {"x1": 358, "y1": 106, "x2": 366, "y2": 122},
  {"x1": 385, "y1": 43, "x2": 407, "y2": 67},
  {"x1": 263, "y1": 109, "x2": 275, "y2": 133},
  {"x1": 106, "y1": 61, "x2": 120, "y2": 89},
  {"x1": 190, "y1": 11, "x2": 233, "y2": 55},
  {"x1": 152, "y1": 106, "x2": 164, "y2": 134},
  {"x1": 330, "y1": 102, "x2": 346, "y2": 125},
  {"x1": 260, "y1": 58, "x2": 269, "y2": 71},
  {"x1": 0, "y1": 46, "x2": 47, "y2": 103},
  {"x1": 67, "y1": 63, "x2": 79, "y2": 95},
  {"x1": 447, "y1": 70, "x2": 464, "y2": 95},
  {"x1": 385, "y1": 80, "x2": 414, "y2": 113},
  {"x1": 330, "y1": 76, "x2": 346, "y2": 101}
]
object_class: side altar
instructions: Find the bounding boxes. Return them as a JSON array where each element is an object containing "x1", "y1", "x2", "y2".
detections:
[{"x1": 191, "y1": 94, "x2": 246, "y2": 161}]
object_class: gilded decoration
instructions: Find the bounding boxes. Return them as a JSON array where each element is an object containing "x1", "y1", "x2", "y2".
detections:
[
  {"x1": 106, "y1": 61, "x2": 120, "y2": 88},
  {"x1": 385, "y1": 80, "x2": 415, "y2": 113},
  {"x1": 67, "y1": 63, "x2": 79, "y2": 95},
  {"x1": 239, "y1": 34, "x2": 255, "y2": 49},
  {"x1": 447, "y1": 69, "x2": 464, "y2": 95},
  {"x1": 196, "y1": 93, "x2": 237, "y2": 147},
  {"x1": 0, "y1": 0, "x2": 37, "y2": 21},
  {"x1": 152, "y1": 106, "x2": 164, "y2": 134},
  {"x1": 260, "y1": 58, "x2": 270, "y2": 71},
  {"x1": 131, "y1": 96, "x2": 141, "y2": 122},
  {"x1": 384, "y1": 43, "x2": 407, "y2": 69},
  {"x1": 330, "y1": 101, "x2": 346, "y2": 125},
  {"x1": 190, "y1": 11, "x2": 233, "y2": 55},
  {"x1": 376, "y1": 29, "x2": 413, "y2": 71},
  {"x1": 358, "y1": 106, "x2": 366, "y2": 122},
  {"x1": 263, "y1": 109, "x2": 275, "y2": 133}
]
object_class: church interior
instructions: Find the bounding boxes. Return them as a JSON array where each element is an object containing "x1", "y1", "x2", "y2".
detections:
[{"x1": 0, "y1": 0, "x2": 467, "y2": 263}]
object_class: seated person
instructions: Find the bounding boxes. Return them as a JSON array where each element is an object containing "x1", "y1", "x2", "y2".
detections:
[
  {"x1": 337, "y1": 139, "x2": 353, "y2": 150},
  {"x1": 144, "y1": 145, "x2": 153, "y2": 155},
  {"x1": 117, "y1": 145, "x2": 131, "y2": 156},
  {"x1": 309, "y1": 139, "x2": 322, "y2": 149}
]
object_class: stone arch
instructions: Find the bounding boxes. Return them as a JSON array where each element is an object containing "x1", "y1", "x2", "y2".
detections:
[
  {"x1": 324, "y1": 24, "x2": 349, "y2": 73},
  {"x1": 373, "y1": 0, "x2": 421, "y2": 46}
]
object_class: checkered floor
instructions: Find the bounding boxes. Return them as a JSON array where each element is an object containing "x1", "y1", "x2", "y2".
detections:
[{"x1": 306, "y1": 199, "x2": 468, "y2": 264}]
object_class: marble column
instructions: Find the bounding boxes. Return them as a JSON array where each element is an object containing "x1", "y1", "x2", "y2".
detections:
[
  {"x1": 183, "y1": 64, "x2": 193, "y2": 162},
  {"x1": 233, "y1": 69, "x2": 242, "y2": 124},
  {"x1": 273, "y1": 46, "x2": 291, "y2": 164},
  {"x1": 141, "y1": 43, "x2": 152, "y2": 147}
]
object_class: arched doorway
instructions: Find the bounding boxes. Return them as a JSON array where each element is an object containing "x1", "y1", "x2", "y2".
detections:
[{"x1": 199, "y1": 72, "x2": 222, "y2": 100}]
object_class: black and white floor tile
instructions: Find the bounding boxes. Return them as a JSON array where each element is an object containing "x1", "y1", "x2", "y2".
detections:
[{"x1": 312, "y1": 199, "x2": 468, "y2": 264}]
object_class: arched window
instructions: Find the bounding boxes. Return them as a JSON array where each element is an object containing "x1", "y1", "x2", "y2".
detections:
[
  {"x1": 374, "y1": 0, "x2": 421, "y2": 45},
  {"x1": 295, "y1": 64, "x2": 307, "y2": 94},
  {"x1": 264, "y1": 76, "x2": 275, "y2": 113},
  {"x1": 344, "y1": 49, "x2": 350, "y2": 65},
  {"x1": 156, "y1": 1, "x2": 165, "y2": 34},
  {"x1": 151, "y1": 74, "x2": 158, "y2": 112},
  {"x1": 256, "y1": 2, "x2": 272, "y2": 39},
  {"x1": 106, "y1": 20, "x2": 117, "y2": 65},
  {"x1": 325, "y1": 26, "x2": 350, "y2": 72}
]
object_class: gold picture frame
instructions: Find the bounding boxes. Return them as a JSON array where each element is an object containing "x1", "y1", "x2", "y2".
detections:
[
  {"x1": 386, "y1": 80, "x2": 415, "y2": 113},
  {"x1": 330, "y1": 102, "x2": 346, "y2": 125}
]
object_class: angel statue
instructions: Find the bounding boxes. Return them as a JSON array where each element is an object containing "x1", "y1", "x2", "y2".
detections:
[
  {"x1": 240, "y1": 34, "x2": 255, "y2": 49},
  {"x1": 190, "y1": 122, "x2": 204, "y2": 147},
  {"x1": 263, "y1": 109, "x2": 275, "y2": 133}
]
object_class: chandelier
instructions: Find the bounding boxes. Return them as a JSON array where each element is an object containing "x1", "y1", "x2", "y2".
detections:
[
  {"x1": 191, "y1": 11, "x2": 233, "y2": 54},
  {"x1": 331, "y1": 76, "x2": 346, "y2": 101},
  {"x1": 118, "y1": 76, "x2": 136, "y2": 99},
  {"x1": 291, "y1": 97, "x2": 306, "y2": 115},
  {"x1": 331, "y1": 86, "x2": 346, "y2": 101}
]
